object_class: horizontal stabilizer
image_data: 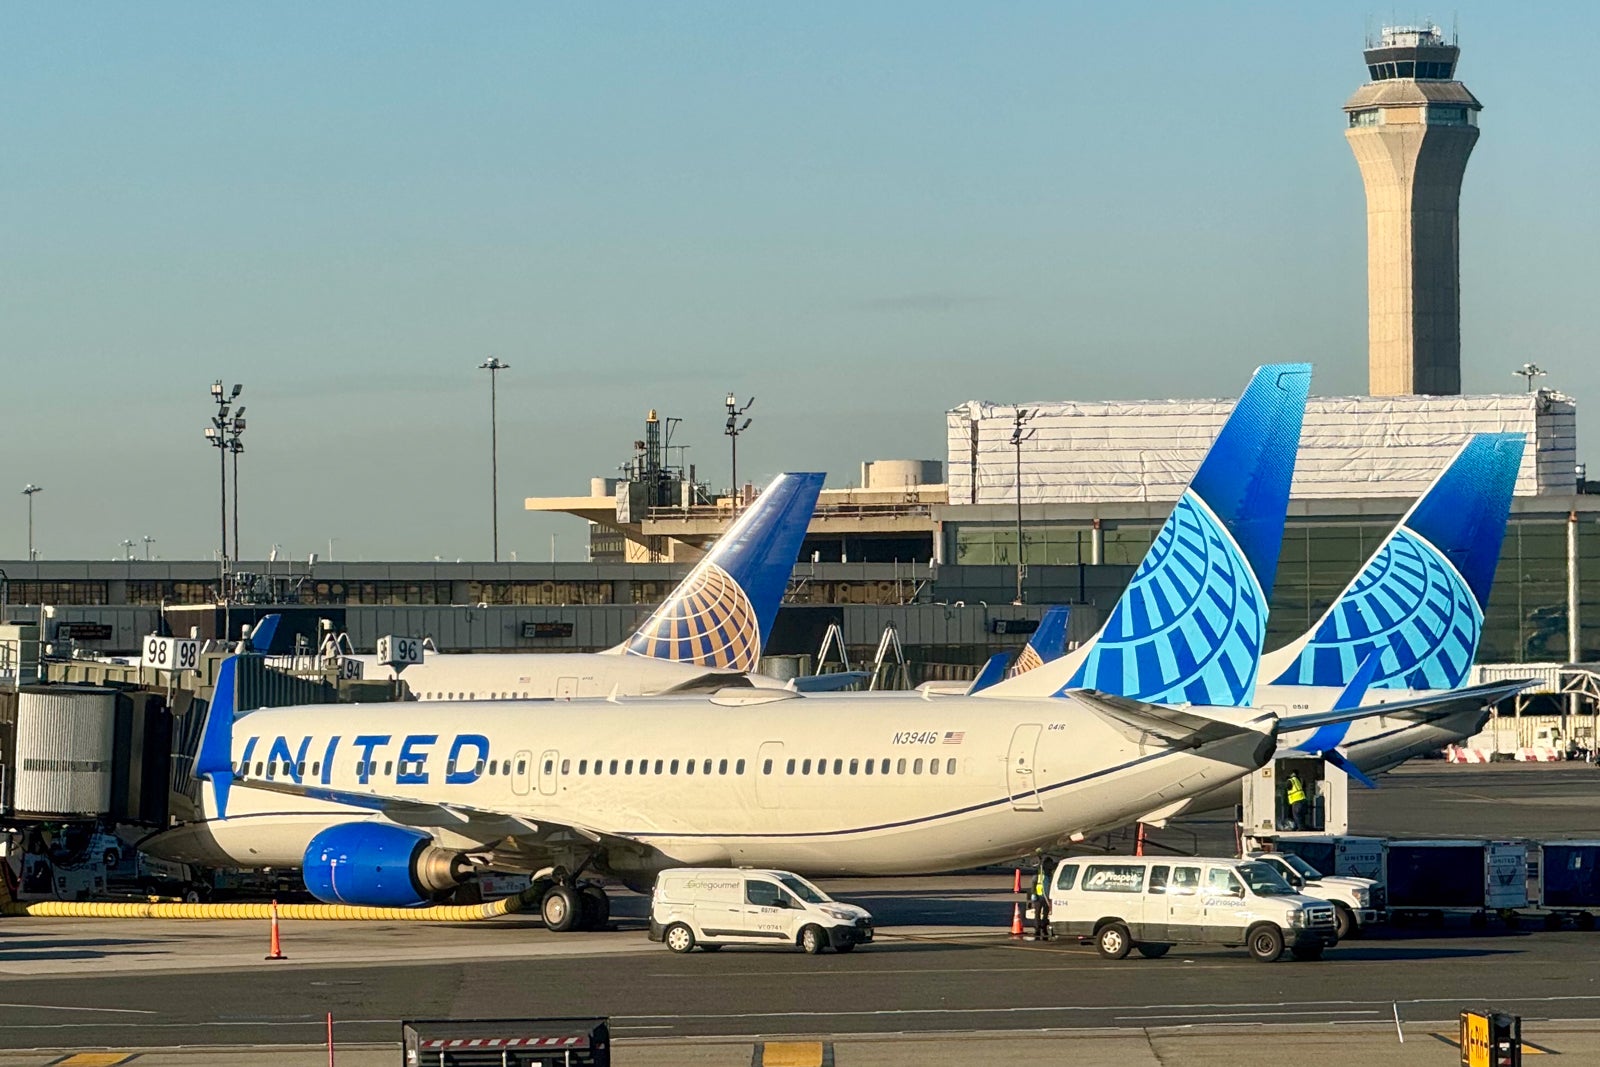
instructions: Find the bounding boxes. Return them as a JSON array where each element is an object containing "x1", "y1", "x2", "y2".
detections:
[
  {"x1": 966, "y1": 653, "x2": 1012, "y2": 695},
  {"x1": 789, "y1": 671, "x2": 871, "y2": 693},
  {"x1": 1070, "y1": 689, "x2": 1276, "y2": 751}
]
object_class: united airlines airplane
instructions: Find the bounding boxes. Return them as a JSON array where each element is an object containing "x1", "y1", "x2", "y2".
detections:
[
  {"x1": 347, "y1": 471, "x2": 833, "y2": 699},
  {"x1": 143, "y1": 364, "x2": 1528, "y2": 927}
]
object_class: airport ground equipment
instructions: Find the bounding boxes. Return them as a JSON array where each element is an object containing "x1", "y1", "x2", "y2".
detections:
[
  {"x1": 1515, "y1": 840, "x2": 1600, "y2": 929},
  {"x1": 1247, "y1": 850, "x2": 1385, "y2": 939},
  {"x1": 1240, "y1": 755, "x2": 1349, "y2": 843},
  {"x1": 1271, "y1": 835, "x2": 1387, "y2": 881},
  {"x1": 402, "y1": 1018, "x2": 609, "y2": 1067},
  {"x1": 649, "y1": 868, "x2": 873, "y2": 954},
  {"x1": 1048, "y1": 855, "x2": 1338, "y2": 962},
  {"x1": 1459, "y1": 1009, "x2": 1521, "y2": 1067},
  {"x1": 1385, "y1": 840, "x2": 1527, "y2": 924}
]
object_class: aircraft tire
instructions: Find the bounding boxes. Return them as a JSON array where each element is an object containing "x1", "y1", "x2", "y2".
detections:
[
  {"x1": 580, "y1": 885, "x2": 610, "y2": 930},
  {"x1": 542, "y1": 885, "x2": 581, "y2": 932}
]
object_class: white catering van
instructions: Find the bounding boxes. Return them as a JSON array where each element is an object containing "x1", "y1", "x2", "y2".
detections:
[
  {"x1": 1049, "y1": 856, "x2": 1339, "y2": 962},
  {"x1": 649, "y1": 868, "x2": 874, "y2": 955}
]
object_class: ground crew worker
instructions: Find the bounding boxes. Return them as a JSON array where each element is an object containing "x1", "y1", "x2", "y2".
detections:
[
  {"x1": 1285, "y1": 770, "x2": 1310, "y2": 830},
  {"x1": 1032, "y1": 858, "x2": 1052, "y2": 939}
]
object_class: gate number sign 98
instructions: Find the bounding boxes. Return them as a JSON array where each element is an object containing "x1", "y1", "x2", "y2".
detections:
[{"x1": 143, "y1": 636, "x2": 199, "y2": 672}]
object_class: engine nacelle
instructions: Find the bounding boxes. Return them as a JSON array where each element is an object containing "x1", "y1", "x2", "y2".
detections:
[{"x1": 302, "y1": 822, "x2": 468, "y2": 908}]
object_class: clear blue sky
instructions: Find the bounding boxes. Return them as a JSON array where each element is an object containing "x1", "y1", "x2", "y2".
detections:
[{"x1": 2, "y1": 3, "x2": 1595, "y2": 561}]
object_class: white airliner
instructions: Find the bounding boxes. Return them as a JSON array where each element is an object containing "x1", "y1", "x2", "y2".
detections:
[{"x1": 141, "y1": 363, "x2": 1531, "y2": 928}]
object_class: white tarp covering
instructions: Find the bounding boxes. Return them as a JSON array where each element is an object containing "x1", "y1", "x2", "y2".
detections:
[{"x1": 947, "y1": 391, "x2": 1576, "y2": 505}]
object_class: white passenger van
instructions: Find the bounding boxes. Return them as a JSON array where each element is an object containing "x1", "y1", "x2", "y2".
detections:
[
  {"x1": 649, "y1": 868, "x2": 874, "y2": 955},
  {"x1": 1049, "y1": 856, "x2": 1339, "y2": 962}
]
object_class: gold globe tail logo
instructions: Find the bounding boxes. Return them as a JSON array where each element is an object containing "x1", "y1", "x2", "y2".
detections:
[
  {"x1": 625, "y1": 563, "x2": 762, "y2": 672},
  {"x1": 1010, "y1": 645, "x2": 1044, "y2": 677}
]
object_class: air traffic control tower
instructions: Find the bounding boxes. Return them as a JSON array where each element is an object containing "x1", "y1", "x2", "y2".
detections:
[{"x1": 1345, "y1": 26, "x2": 1481, "y2": 396}]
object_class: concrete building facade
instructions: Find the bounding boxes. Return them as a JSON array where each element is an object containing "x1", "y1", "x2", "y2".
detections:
[{"x1": 1345, "y1": 25, "x2": 1481, "y2": 396}]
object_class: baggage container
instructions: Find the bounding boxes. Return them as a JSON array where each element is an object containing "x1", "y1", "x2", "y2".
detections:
[{"x1": 1384, "y1": 839, "x2": 1527, "y2": 922}]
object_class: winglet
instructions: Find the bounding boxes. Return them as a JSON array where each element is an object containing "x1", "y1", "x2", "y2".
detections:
[
  {"x1": 966, "y1": 652, "x2": 1012, "y2": 695},
  {"x1": 195, "y1": 654, "x2": 240, "y2": 818},
  {"x1": 1332, "y1": 653, "x2": 1381, "y2": 712},
  {"x1": 622, "y1": 472, "x2": 824, "y2": 672},
  {"x1": 249, "y1": 614, "x2": 282, "y2": 654},
  {"x1": 1324, "y1": 748, "x2": 1379, "y2": 789}
]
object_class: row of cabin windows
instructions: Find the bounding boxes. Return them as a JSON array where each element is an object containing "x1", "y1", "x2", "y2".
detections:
[
  {"x1": 238, "y1": 754, "x2": 959, "y2": 782},
  {"x1": 422, "y1": 692, "x2": 538, "y2": 700},
  {"x1": 563, "y1": 757, "x2": 747, "y2": 777},
  {"x1": 237, "y1": 758, "x2": 530, "y2": 779},
  {"x1": 771, "y1": 756, "x2": 959, "y2": 777}
]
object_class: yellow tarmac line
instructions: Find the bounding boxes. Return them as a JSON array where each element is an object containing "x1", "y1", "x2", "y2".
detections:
[
  {"x1": 46, "y1": 1054, "x2": 141, "y2": 1066},
  {"x1": 754, "y1": 1040, "x2": 833, "y2": 1066}
]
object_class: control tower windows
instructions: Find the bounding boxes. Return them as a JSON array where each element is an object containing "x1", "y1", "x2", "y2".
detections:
[{"x1": 1350, "y1": 109, "x2": 1381, "y2": 128}]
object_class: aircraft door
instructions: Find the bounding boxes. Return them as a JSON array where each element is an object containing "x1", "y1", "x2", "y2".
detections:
[
  {"x1": 538, "y1": 749, "x2": 560, "y2": 796},
  {"x1": 756, "y1": 742, "x2": 784, "y2": 809},
  {"x1": 1007, "y1": 724, "x2": 1043, "y2": 811},
  {"x1": 511, "y1": 749, "x2": 533, "y2": 796}
]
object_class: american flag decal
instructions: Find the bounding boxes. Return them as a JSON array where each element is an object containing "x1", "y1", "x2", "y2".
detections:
[{"x1": 943, "y1": 731, "x2": 965, "y2": 744}]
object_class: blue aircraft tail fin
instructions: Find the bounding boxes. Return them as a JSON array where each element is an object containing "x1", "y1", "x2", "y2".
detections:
[
  {"x1": 195, "y1": 655, "x2": 240, "y2": 818},
  {"x1": 982, "y1": 364, "x2": 1311, "y2": 706},
  {"x1": 249, "y1": 614, "x2": 281, "y2": 654},
  {"x1": 1262, "y1": 432, "x2": 1524, "y2": 691},
  {"x1": 1009, "y1": 606, "x2": 1071, "y2": 677},
  {"x1": 622, "y1": 472, "x2": 824, "y2": 672}
]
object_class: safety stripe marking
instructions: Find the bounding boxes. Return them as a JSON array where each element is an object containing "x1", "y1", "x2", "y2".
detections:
[{"x1": 753, "y1": 1041, "x2": 833, "y2": 1067}]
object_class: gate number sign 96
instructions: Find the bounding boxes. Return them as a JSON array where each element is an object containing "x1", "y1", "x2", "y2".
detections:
[
  {"x1": 143, "y1": 636, "x2": 199, "y2": 672},
  {"x1": 378, "y1": 636, "x2": 423, "y2": 665}
]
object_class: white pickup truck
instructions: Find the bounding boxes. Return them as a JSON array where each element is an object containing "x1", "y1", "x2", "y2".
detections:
[{"x1": 1248, "y1": 851, "x2": 1385, "y2": 939}]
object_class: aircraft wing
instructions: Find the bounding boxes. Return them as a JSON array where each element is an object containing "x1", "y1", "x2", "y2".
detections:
[
  {"x1": 1069, "y1": 689, "x2": 1276, "y2": 749},
  {"x1": 229, "y1": 776, "x2": 631, "y2": 855},
  {"x1": 788, "y1": 671, "x2": 872, "y2": 693},
  {"x1": 1278, "y1": 678, "x2": 1533, "y2": 733}
]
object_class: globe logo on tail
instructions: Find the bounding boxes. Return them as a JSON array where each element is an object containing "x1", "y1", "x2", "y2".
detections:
[
  {"x1": 624, "y1": 563, "x2": 763, "y2": 672},
  {"x1": 1278, "y1": 527, "x2": 1480, "y2": 691},
  {"x1": 1011, "y1": 644, "x2": 1045, "y2": 677},
  {"x1": 1064, "y1": 491, "x2": 1266, "y2": 706}
]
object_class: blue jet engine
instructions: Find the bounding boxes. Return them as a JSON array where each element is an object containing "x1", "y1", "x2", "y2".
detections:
[{"x1": 302, "y1": 823, "x2": 468, "y2": 908}]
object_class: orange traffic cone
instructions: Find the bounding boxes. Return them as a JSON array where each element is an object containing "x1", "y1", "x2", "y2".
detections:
[
  {"x1": 265, "y1": 899, "x2": 287, "y2": 960},
  {"x1": 1012, "y1": 868, "x2": 1022, "y2": 894},
  {"x1": 1010, "y1": 902, "x2": 1024, "y2": 938}
]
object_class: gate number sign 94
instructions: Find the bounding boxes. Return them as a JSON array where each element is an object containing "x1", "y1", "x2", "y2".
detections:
[{"x1": 143, "y1": 636, "x2": 199, "y2": 672}]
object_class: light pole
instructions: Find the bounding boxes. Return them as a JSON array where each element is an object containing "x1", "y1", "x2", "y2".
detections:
[
  {"x1": 20, "y1": 485, "x2": 42, "y2": 561},
  {"x1": 206, "y1": 381, "x2": 242, "y2": 562},
  {"x1": 479, "y1": 358, "x2": 510, "y2": 562},
  {"x1": 227, "y1": 407, "x2": 246, "y2": 560},
  {"x1": 142, "y1": 535, "x2": 155, "y2": 560},
  {"x1": 724, "y1": 393, "x2": 754, "y2": 509},
  {"x1": 1515, "y1": 363, "x2": 1547, "y2": 393},
  {"x1": 1010, "y1": 407, "x2": 1036, "y2": 605},
  {"x1": 121, "y1": 539, "x2": 135, "y2": 561}
]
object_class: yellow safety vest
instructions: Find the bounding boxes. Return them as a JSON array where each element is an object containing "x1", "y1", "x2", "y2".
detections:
[
  {"x1": 1286, "y1": 775, "x2": 1307, "y2": 805},
  {"x1": 1034, "y1": 868, "x2": 1047, "y2": 896}
]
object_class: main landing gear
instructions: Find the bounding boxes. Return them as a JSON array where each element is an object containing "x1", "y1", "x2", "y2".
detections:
[{"x1": 532, "y1": 865, "x2": 611, "y2": 932}]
